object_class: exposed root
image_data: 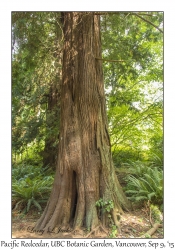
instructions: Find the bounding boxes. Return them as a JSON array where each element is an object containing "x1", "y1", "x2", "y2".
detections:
[
  {"x1": 86, "y1": 224, "x2": 109, "y2": 238},
  {"x1": 112, "y1": 210, "x2": 121, "y2": 233},
  {"x1": 99, "y1": 224, "x2": 109, "y2": 235},
  {"x1": 142, "y1": 223, "x2": 163, "y2": 238}
]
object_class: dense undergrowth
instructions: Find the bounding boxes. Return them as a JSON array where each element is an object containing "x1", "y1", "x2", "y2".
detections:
[
  {"x1": 12, "y1": 164, "x2": 54, "y2": 214},
  {"x1": 116, "y1": 151, "x2": 163, "y2": 210},
  {"x1": 12, "y1": 148, "x2": 163, "y2": 241},
  {"x1": 124, "y1": 162, "x2": 163, "y2": 208},
  {"x1": 12, "y1": 150, "x2": 163, "y2": 215}
]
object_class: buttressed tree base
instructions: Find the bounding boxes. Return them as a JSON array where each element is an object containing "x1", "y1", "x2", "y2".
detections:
[{"x1": 34, "y1": 12, "x2": 132, "y2": 233}]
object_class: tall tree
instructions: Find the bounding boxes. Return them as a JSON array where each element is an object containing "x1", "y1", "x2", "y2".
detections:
[
  {"x1": 34, "y1": 12, "x2": 131, "y2": 233},
  {"x1": 101, "y1": 12, "x2": 163, "y2": 166},
  {"x1": 12, "y1": 12, "x2": 62, "y2": 167}
]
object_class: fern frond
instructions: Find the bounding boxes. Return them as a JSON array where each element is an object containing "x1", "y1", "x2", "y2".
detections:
[{"x1": 32, "y1": 199, "x2": 42, "y2": 211}]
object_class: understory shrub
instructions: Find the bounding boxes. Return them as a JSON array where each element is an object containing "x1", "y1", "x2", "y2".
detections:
[
  {"x1": 12, "y1": 164, "x2": 41, "y2": 181},
  {"x1": 112, "y1": 149, "x2": 142, "y2": 168},
  {"x1": 124, "y1": 161, "x2": 163, "y2": 206},
  {"x1": 12, "y1": 164, "x2": 54, "y2": 213},
  {"x1": 12, "y1": 176, "x2": 53, "y2": 213}
]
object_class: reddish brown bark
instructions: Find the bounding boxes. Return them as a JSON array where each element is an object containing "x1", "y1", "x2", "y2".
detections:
[{"x1": 35, "y1": 12, "x2": 131, "y2": 233}]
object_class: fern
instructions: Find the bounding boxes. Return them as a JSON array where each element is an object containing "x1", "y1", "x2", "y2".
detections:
[
  {"x1": 147, "y1": 192, "x2": 156, "y2": 200},
  {"x1": 125, "y1": 166, "x2": 163, "y2": 206},
  {"x1": 27, "y1": 198, "x2": 33, "y2": 212},
  {"x1": 12, "y1": 176, "x2": 53, "y2": 213},
  {"x1": 32, "y1": 199, "x2": 42, "y2": 211}
]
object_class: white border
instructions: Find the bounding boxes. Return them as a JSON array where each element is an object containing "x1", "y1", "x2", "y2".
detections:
[{"x1": 1, "y1": 0, "x2": 175, "y2": 248}]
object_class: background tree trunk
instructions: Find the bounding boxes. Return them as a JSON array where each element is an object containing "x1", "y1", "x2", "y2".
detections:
[
  {"x1": 35, "y1": 12, "x2": 131, "y2": 233},
  {"x1": 42, "y1": 15, "x2": 62, "y2": 170},
  {"x1": 42, "y1": 83, "x2": 60, "y2": 170}
]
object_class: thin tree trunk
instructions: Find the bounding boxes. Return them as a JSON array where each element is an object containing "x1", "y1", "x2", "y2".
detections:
[
  {"x1": 42, "y1": 83, "x2": 60, "y2": 170},
  {"x1": 35, "y1": 12, "x2": 131, "y2": 233},
  {"x1": 42, "y1": 14, "x2": 62, "y2": 170}
]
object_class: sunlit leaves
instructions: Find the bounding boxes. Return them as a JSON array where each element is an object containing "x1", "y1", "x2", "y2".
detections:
[{"x1": 101, "y1": 12, "x2": 163, "y2": 165}]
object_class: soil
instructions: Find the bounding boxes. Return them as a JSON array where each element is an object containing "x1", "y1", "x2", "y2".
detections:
[{"x1": 12, "y1": 207, "x2": 163, "y2": 239}]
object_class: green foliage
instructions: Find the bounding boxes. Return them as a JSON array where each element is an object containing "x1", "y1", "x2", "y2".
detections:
[
  {"x1": 12, "y1": 176, "x2": 53, "y2": 213},
  {"x1": 102, "y1": 12, "x2": 163, "y2": 166},
  {"x1": 96, "y1": 198, "x2": 114, "y2": 213},
  {"x1": 12, "y1": 163, "x2": 54, "y2": 181},
  {"x1": 12, "y1": 164, "x2": 54, "y2": 213},
  {"x1": 147, "y1": 135, "x2": 163, "y2": 169},
  {"x1": 124, "y1": 160, "x2": 151, "y2": 176},
  {"x1": 12, "y1": 164, "x2": 41, "y2": 181},
  {"x1": 145, "y1": 233, "x2": 151, "y2": 238},
  {"x1": 150, "y1": 204, "x2": 163, "y2": 223},
  {"x1": 109, "y1": 225, "x2": 118, "y2": 238},
  {"x1": 112, "y1": 149, "x2": 142, "y2": 168},
  {"x1": 125, "y1": 163, "x2": 163, "y2": 205},
  {"x1": 96, "y1": 199, "x2": 118, "y2": 237},
  {"x1": 12, "y1": 12, "x2": 61, "y2": 168}
]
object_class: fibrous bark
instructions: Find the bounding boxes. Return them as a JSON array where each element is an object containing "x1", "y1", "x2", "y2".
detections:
[{"x1": 35, "y1": 12, "x2": 131, "y2": 233}]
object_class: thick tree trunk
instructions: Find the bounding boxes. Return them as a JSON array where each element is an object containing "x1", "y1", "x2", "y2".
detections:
[{"x1": 35, "y1": 12, "x2": 131, "y2": 233}]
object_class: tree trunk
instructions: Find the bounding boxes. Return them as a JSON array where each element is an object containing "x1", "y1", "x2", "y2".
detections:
[
  {"x1": 42, "y1": 14, "x2": 62, "y2": 170},
  {"x1": 35, "y1": 12, "x2": 131, "y2": 233},
  {"x1": 42, "y1": 83, "x2": 60, "y2": 170}
]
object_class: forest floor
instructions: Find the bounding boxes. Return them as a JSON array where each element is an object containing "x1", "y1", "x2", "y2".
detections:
[{"x1": 12, "y1": 207, "x2": 163, "y2": 239}]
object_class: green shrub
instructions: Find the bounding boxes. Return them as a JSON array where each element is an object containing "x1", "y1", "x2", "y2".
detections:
[
  {"x1": 124, "y1": 160, "x2": 149, "y2": 177},
  {"x1": 96, "y1": 198, "x2": 119, "y2": 237},
  {"x1": 147, "y1": 152, "x2": 163, "y2": 170},
  {"x1": 12, "y1": 164, "x2": 42, "y2": 181},
  {"x1": 112, "y1": 149, "x2": 141, "y2": 168},
  {"x1": 12, "y1": 163, "x2": 55, "y2": 213},
  {"x1": 12, "y1": 176, "x2": 53, "y2": 213},
  {"x1": 12, "y1": 163, "x2": 55, "y2": 181},
  {"x1": 125, "y1": 166, "x2": 163, "y2": 206},
  {"x1": 150, "y1": 204, "x2": 163, "y2": 223},
  {"x1": 96, "y1": 198, "x2": 114, "y2": 213}
]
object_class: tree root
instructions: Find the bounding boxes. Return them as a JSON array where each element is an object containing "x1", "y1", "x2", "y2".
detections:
[
  {"x1": 86, "y1": 224, "x2": 109, "y2": 238},
  {"x1": 142, "y1": 223, "x2": 163, "y2": 238}
]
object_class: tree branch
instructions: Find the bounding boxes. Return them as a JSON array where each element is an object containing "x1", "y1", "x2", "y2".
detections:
[
  {"x1": 133, "y1": 13, "x2": 163, "y2": 33},
  {"x1": 95, "y1": 12, "x2": 153, "y2": 17},
  {"x1": 95, "y1": 57, "x2": 126, "y2": 63},
  {"x1": 132, "y1": 12, "x2": 153, "y2": 17},
  {"x1": 94, "y1": 12, "x2": 118, "y2": 16}
]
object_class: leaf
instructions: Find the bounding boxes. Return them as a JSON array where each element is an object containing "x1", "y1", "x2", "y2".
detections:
[
  {"x1": 32, "y1": 199, "x2": 42, "y2": 211},
  {"x1": 27, "y1": 198, "x2": 33, "y2": 212}
]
